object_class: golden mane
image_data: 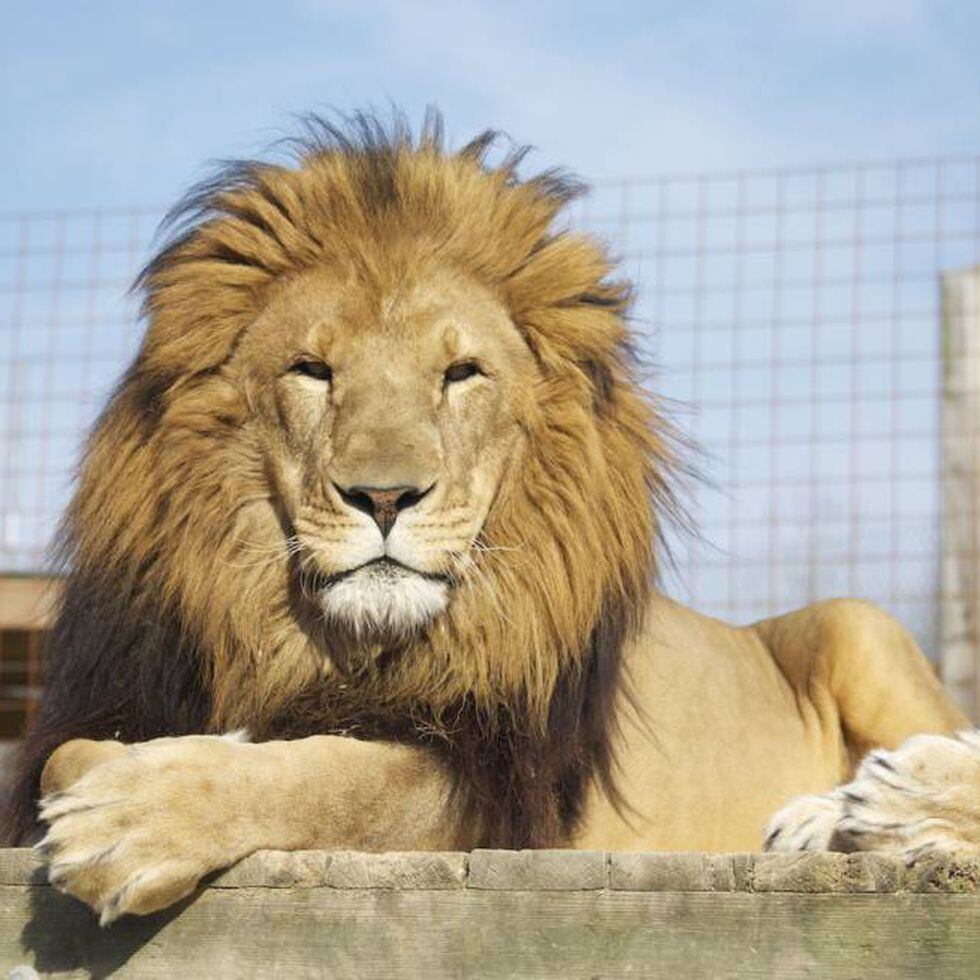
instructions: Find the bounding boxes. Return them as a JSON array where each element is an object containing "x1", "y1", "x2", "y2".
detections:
[{"x1": 4, "y1": 111, "x2": 677, "y2": 846}]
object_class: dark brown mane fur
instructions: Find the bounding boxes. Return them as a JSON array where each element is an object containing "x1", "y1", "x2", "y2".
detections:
[{"x1": 2, "y1": 109, "x2": 677, "y2": 848}]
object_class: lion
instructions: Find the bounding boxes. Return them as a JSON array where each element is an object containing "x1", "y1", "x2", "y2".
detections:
[{"x1": 3, "y1": 111, "x2": 977, "y2": 926}]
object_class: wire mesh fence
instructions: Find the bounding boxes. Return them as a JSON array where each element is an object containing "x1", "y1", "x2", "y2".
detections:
[
  {"x1": 1, "y1": 155, "x2": 979, "y2": 735},
  {"x1": 573, "y1": 156, "x2": 980, "y2": 660},
  {"x1": 0, "y1": 207, "x2": 158, "y2": 571}
]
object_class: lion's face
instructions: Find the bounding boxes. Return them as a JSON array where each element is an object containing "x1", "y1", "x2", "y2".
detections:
[
  {"x1": 234, "y1": 262, "x2": 537, "y2": 640},
  {"x1": 80, "y1": 122, "x2": 663, "y2": 731}
]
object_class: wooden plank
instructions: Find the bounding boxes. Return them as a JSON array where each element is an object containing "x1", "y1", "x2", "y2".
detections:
[
  {"x1": 941, "y1": 264, "x2": 980, "y2": 720},
  {"x1": 2, "y1": 885, "x2": 980, "y2": 979},
  {"x1": 1, "y1": 850, "x2": 979, "y2": 978},
  {"x1": 0, "y1": 576, "x2": 59, "y2": 631}
]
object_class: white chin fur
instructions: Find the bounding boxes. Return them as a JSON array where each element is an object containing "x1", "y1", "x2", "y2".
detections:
[{"x1": 319, "y1": 565, "x2": 448, "y2": 637}]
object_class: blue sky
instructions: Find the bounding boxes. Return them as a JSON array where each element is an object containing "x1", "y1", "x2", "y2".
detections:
[{"x1": 1, "y1": 0, "x2": 979, "y2": 210}]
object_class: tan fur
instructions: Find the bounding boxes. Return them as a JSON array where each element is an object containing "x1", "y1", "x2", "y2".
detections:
[
  {"x1": 25, "y1": 116, "x2": 977, "y2": 925},
  {"x1": 38, "y1": 596, "x2": 973, "y2": 923}
]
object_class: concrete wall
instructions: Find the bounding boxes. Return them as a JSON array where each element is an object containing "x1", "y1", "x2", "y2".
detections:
[{"x1": 2, "y1": 848, "x2": 980, "y2": 978}]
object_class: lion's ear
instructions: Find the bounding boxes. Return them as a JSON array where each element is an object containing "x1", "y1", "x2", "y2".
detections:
[
  {"x1": 123, "y1": 364, "x2": 235, "y2": 431},
  {"x1": 126, "y1": 366, "x2": 248, "y2": 435}
]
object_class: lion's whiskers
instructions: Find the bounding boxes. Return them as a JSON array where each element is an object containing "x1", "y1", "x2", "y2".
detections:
[
  {"x1": 295, "y1": 549, "x2": 322, "y2": 598},
  {"x1": 222, "y1": 535, "x2": 303, "y2": 572},
  {"x1": 454, "y1": 549, "x2": 514, "y2": 627}
]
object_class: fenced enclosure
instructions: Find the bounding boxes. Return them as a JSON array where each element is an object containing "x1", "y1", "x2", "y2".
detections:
[{"x1": 1, "y1": 154, "x2": 979, "y2": 739}]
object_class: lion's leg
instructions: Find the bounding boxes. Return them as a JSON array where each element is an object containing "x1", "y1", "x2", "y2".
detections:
[
  {"x1": 766, "y1": 731, "x2": 980, "y2": 857},
  {"x1": 36, "y1": 733, "x2": 462, "y2": 924},
  {"x1": 762, "y1": 599, "x2": 968, "y2": 756},
  {"x1": 760, "y1": 599, "x2": 975, "y2": 854}
]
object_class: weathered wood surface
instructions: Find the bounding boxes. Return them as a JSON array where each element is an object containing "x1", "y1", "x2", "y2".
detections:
[
  {"x1": 941, "y1": 263, "x2": 980, "y2": 720},
  {"x1": 2, "y1": 848, "x2": 979, "y2": 978}
]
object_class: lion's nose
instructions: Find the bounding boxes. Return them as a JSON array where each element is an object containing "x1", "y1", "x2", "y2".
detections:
[{"x1": 335, "y1": 483, "x2": 433, "y2": 538}]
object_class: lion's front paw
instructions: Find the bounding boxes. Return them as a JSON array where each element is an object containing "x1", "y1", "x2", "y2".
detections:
[
  {"x1": 764, "y1": 789, "x2": 845, "y2": 852},
  {"x1": 831, "y1": 732, "x2": 980, "y2": 859},
  {"x1": 765, "y1": 732, "x2": 980, "y2": 859},
  {"x1": 37, "y1": 733, "x2": 262, "y2": 925}
]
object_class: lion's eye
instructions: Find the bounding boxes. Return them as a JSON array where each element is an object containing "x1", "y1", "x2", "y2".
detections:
[
  {"x1": 443, "y1": 361, "x2": 482, "y2": 386},
  {"x1": 290, "y1": 360, "x2": 333, "y2": 382}
]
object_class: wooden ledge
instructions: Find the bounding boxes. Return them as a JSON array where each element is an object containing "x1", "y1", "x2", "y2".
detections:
[
  {"x1": 2, "y1": 849, "x2": 979, "y2": 977},
  {"x1": 3, "y1": 847, "x2": 979, "y2": 894}
]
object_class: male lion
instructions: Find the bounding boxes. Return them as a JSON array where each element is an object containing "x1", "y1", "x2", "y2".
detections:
[{"x1": 3, "y1": 112, "x2": 978, "y2": 926}]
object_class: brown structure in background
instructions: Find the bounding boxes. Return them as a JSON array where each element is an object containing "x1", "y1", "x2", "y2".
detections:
[
  {"x1": 0, "y1": 576, "x2": 55, "y2": 770},
  {"x1": 0, "y1": 156, "x2": 979, "y2": 747}
]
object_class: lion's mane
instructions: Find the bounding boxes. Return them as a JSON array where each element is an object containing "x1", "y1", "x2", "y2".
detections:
[{"x1": 3, "y1": 111, "x2": 677, "y2": 846}]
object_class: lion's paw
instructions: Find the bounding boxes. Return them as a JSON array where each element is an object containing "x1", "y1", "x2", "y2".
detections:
[
  {"x1": 831, "y1": 731, "x2": 980, "y2": 859},
  {"x1": 766, "y1": 731, "x2": 980, "y2": 859},
  {"x1": 37, "y1": 733, "x2": 260, "y2": 925},
  {"x1": 764, "y1": 789, "x2": 845, "y2": 852}
]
